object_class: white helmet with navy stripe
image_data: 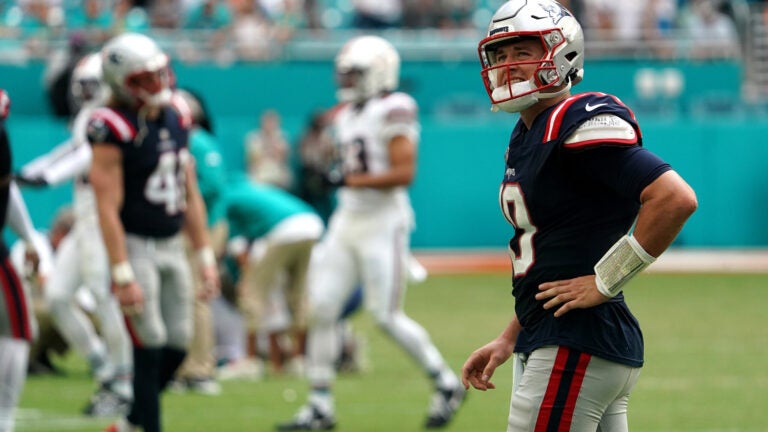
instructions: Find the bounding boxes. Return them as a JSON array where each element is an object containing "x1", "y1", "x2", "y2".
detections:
[
  {"x1": 101, "y1": 32, "x2": 172, "y2": 108},
  {"x1": 478, "y1": 0, "x2": 584, "y2": 113},
  {"x1": 335, "y1": 35, "x2": 400, "y2": 103}
]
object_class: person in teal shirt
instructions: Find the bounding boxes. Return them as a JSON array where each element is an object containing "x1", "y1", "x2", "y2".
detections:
[
  {"x1": 183, "y1": 0, "x2": 232, "y2": 30},
  {"x1": 178, "y1": 89, "x2": 324, "y2": 379},
  {"x1": 221, "y1": 172, "x2": 324, "y2": 375}
]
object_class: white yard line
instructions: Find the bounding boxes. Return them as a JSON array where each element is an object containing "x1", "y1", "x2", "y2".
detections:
[{"x1": 14, "y1": 408, "x2": 108, "y2": 431}]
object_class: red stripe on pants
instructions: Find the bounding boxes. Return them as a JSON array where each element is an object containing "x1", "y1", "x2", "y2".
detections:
[
  {"x1": 0, "y1": 258, "x2": 31, "y2": 340},
  {"x1": 534, "y1": 347, "x2": 591, "y2": 432},
  {"x1": 559, "y1": 352, "x2": 591, "y2": 431}
]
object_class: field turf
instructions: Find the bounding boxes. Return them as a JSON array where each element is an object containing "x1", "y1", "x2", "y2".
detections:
[{"x1": 15, "y1": 272, "x2": 768, "y2": 431}]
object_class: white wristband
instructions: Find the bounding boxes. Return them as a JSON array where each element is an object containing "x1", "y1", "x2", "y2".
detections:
[
  {"x1": 594, "y1": 235, "x2": 655, "y2": 298},
  {"x1": 197, "y1": 247, "x2": 216, "y2": 268},
  {"x1": 111, "y1": 261, "x2": 135, "y2": 286}
]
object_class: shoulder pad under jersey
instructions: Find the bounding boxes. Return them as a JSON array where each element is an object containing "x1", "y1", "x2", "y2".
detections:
[
  {"x1": 170, "y1": 92, "x2": 194, "y2": 130},
  {"x1": 87, "y1": 107, "x2": 137, "y2": 145},
  {"x1": 542, "y1": 92, "x2": 641, "y2": 148},
  {"x1": 563, "y1": 113, "x2": 637, "y2": 150}
]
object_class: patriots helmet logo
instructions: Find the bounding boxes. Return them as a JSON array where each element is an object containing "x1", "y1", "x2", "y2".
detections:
[
  {"x1": 108, "y1": 51, "x2": 123, "y2": 65},
  {"x1": 540, "y1": 1, "x2": 570, "y2": 24}
]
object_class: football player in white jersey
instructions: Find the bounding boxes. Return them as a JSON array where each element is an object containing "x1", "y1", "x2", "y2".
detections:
[
  {"x1": 16, "y1": 53, "x2": 133, "y2": 417},
  {"x1": 278, "y1": 35, "x2": 465, "y2": 431}
]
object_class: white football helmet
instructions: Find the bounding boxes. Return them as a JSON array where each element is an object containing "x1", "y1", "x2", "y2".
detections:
[
  {"x1": 100, "y1": 32, "x2": 173, "y2": 108},
  {"x1": 478, "y1": 0, "x2": 584, "y2": 113},
  {"x1": 70, "y1": 52, "x2": 107, "y2": 112},
  {"x1": 335, "y1": 35, "x2": 400, "y2": 103}
]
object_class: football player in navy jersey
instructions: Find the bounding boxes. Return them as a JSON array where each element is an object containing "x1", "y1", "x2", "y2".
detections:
[
  {"x1": 86, "y1": 33, "x2": 219, "y2": 432},
  {"x1": 460, "y1": 1, "x2": 697, "y2": 431}
]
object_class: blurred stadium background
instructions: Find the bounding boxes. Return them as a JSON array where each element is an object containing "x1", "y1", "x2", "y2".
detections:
[{"x1": 2, "y1": 0, "x2": 768, "y2": 250}]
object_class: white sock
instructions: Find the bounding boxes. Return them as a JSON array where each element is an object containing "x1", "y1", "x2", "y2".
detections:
[
  {"x1": 308, "y1": 390, "x2": 334, "y2": 414},
  {"x1": 436, "y1": 367, "x2": 459, "y2": 390}
]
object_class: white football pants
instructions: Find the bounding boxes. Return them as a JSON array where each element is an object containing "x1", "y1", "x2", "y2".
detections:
[
  {"x1": 509, "y1": 346, "x2": 641, "y2": 432},
  {"x1": 306, "y1": 207, "x2": 452, "y2": 387},
  {"x1": 45, "y1": 225, "x2": 131, "y2": 379}
]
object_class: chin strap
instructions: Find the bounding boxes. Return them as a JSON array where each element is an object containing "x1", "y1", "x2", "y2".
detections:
[
  {"x1": 537, "y1": 80, "x2": 572, "y2": 100},
  {"x1": 490, "y1": 79, "x2": 572, "y2": 112}
]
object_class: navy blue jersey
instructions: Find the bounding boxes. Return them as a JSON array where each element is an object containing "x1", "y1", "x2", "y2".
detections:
[
  {"x1": 502, "y1": 92, "x2": 671, "y2": 367},
  {"x1": 86, "y1": 103, "x2": 192, "y2": 238}
]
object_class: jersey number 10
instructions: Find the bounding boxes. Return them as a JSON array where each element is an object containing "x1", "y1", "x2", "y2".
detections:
[{"x1": 500, "y1": 182, "x2": 537, "y2": 277}]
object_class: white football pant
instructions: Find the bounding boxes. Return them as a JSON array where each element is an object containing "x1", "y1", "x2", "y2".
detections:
[
  {"x1": 0, "y1": 337, "x2": 29, "y2": 432},
  {"x1": 46, "y1": 226, "x2": 131, "y2": 381}
]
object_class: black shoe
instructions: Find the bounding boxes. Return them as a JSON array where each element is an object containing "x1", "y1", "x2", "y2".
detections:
[
  {"x1": 276, "y1": 404, "x2": 336, "y2": 431},
  {"x1": 425, "y1": 384, "x2": 467, "y2": 428}
]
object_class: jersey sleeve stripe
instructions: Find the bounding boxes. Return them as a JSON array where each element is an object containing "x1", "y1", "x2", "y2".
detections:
[
  {"x1": 92, "y1": 108, "x2": 136, "y2": 142},
  {"x1": 0, "y1": 90, "x2": 9, "y2": 120},
  {"x1": 543, "y1": 92, "x2": 601, "y2": 143},
  {"x1": 0, "y1": 258, "x2": 32, "y2": 341},
  {"x1": 562, "y1": 136, "x2": 638, "y2": 150}
]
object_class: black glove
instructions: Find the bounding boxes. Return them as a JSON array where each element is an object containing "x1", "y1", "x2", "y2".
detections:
[
  {"x1": 14, "y1": 173, "x2": 48, "y2": 188},
  {"x1": 323, "y1": 169, "x2": 346, "y2": 188}
]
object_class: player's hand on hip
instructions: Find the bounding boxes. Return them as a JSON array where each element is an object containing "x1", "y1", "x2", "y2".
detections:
[
  {"x1": 198, "y1": 264, "x2": 220, "y2": 301},
  {"x1": 536, "y1": 275, "x2": 609, "y2": 318},
  {"x1": 461, "y1": 338, "x2": 514, "y2": 391},
  {"x1": 113, "y1": 281, "x2": 144, "y2": 316}
]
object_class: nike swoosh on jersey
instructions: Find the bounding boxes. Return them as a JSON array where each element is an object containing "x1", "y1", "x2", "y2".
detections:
[{"x1": 585, "y1": 102, "x2": 607, "y2": 112}]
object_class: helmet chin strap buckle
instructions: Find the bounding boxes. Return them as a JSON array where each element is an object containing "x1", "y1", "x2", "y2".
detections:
[{"x1": 537, "y1": 81, "x2": 571, "y2": 100}]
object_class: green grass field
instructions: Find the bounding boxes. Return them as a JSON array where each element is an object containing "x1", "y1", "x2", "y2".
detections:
[{"x1": 15, "y1": 272, "x2": 768, "y2": 432}]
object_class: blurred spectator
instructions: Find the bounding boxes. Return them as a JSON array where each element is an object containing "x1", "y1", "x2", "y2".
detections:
[
  {"x1": 267, "y1": 0, "x2": 305, "y2": 43},
  {"x1": 229, "y1": 0, "x2": 275, "y2": 60},
  {"x1": 2, "y1": 0, "x2": 66, "y2": 57},
  {"x1": 402, "y1": 0, "x2": 436, "y2": 28},
  {"x1": 680, "y1": 0, "x2": 740, "y2": 59},
  {"x1": 402, "y1": 0, "x2": 474, "y2": 29},
  {"x1": 244, "y1": 109, "x2": 293, "y2": 190},
  {"x1": 295, "y1": 110, "x2": 337, "y2": 223},
  {"x1": 112, "y1": 0, "x2": 150, "y2": 33},
  {"x1": 302, "y1": 0, "x2": 322, "y2": 30},
  {"x1": 66, "y1": 0, "x2": 113, "y2": 45},
  {"x1": 184, "y1": 0, "x2": 232, "y2": 29},
  {"x1": 42, "y1": 33, "x2": 90, "y2": 118},
  {"x1": 582, "y1": 0, "x2": 648, "y2": 43},
  {"x1": 641, "y1": 0, "x2": 679, "y2": 58},
  {"x1": 149, "y1": 0, "x2": 182, "y2": 28},
  {"x1": 351, "y1": 0, "x2": 401, "y2": 29},
  {"x1": 179, "y1": 0, "x2": 232, "y2": 60}
]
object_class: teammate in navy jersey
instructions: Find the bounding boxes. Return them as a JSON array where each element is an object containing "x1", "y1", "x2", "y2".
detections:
[
  {"x1": 0, "y1": 89, "x2": 52, "y2": 432},
  {"x1": 460, "y1": 2, "x2": 697, "y2": 431},
  {"x1": 86, "y1": 34, "x2": 219, "y2": 432}
]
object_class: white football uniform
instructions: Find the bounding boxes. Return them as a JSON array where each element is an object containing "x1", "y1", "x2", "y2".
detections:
[
  {"x1": 306, "y1": 93, "x2": 458, "y2": 391},
  {"x1": 20, "y1": 105, "x2": 132, "y2": 387}
]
